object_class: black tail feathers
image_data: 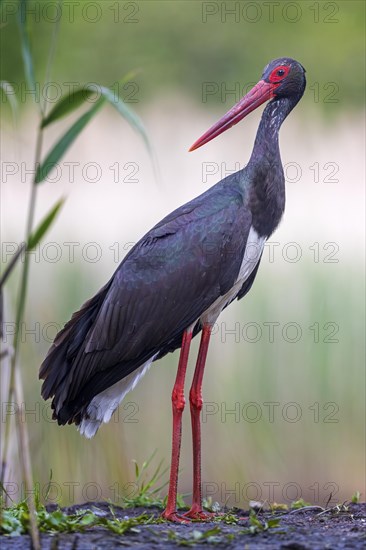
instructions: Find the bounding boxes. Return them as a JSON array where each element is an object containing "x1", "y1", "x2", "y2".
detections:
[{"x1": 39, "y1": 280, "x2": 112, "y2": 424}]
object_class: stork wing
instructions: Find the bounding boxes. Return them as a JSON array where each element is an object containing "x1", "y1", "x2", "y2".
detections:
[{"x1": 41, "y1": 180, "x2": 253, "y2": 419}]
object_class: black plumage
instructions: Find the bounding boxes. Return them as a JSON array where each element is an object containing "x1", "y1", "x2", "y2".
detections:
[
  {"x1": 40, "y1": 57, "x2": 306, "y2": 435},
  {"x1": 41, "y1": 178, "x2": 253, "y2": 423}
]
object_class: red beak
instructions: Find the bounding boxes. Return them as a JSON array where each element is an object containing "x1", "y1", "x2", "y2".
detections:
[{"x1": 189, "y1": 80, "x2": 277, "y2": 152}]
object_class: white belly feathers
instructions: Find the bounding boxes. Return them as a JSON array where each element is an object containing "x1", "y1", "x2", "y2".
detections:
[{"x1": 200, "y1": 226, "x2": 265, "y2": 325}]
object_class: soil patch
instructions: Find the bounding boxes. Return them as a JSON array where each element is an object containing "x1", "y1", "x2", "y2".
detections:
[{"x1": 1, "y1": 502, "x2": 365, "y2": 549}]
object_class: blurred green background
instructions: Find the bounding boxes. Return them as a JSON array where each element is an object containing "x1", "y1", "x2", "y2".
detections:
[
  {"x1": 1, "y1": 0, "x2": 365, "y2": 509},
  {"x1": 1, "y1": 0, "x2": 365, "y2": 110}
]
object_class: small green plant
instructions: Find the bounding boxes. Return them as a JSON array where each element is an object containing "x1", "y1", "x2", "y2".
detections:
[
  {"x1": 351, "y1": 491, "x2": 361, "y2": 504},
  {"x1": 270, "y1": 502, "x2": 289, "y2": 511},
  {"x1": 119, "y1": 451, "x2": 187, "y2": 510},
  {"x1": 241, "y1": 509, "x2": 281, "y2": 535},
  {"x1": 121, "y1": 451, "x2": 168, "y2": 508},
  {"x1": 215, "y1": 512, "x2": 240, "y2": 525},
  {"x1": 290, "y1": 498, "x2": 312, "y2": 510},
  {"x1": 96, "y1": 509, "x2": 156, "y2": 535}
]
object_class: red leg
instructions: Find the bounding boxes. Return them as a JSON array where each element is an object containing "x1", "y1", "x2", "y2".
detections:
[
  {"x1": 184, "y1": 325, "x2": 215, "y2": 521},
  {"x1": 162, "y1": 330, "x2": 193, "y2": 523}
]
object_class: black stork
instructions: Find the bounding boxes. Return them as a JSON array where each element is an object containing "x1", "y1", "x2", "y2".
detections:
[{"x1": 40, "y1": 58, "x2": 306, "y2": 522}]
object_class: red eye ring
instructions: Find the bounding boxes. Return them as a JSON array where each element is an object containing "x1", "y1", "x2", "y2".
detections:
[{"x1": 269, "y1": 65, "x2": 290, "y2": 83}]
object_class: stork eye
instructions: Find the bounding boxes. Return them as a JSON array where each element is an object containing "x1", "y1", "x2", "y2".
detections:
[{"x1": 269, "y1": 65, "x2": 290, "y2": 83}]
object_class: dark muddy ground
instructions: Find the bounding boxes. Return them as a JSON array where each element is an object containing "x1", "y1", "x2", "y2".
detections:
[{"x1": 1, "y1": 502, "x2": 365, "y2": 549}]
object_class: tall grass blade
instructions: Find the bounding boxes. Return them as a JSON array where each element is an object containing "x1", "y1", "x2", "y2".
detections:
[
  {"x1": 27, "y1": 198, "x2": 65, "y2": 250},
  {"x1": 17, "y1": 0, "x2": 36, "y2": 97},
  {"x1": 35, "y1": 99, "x2": 104, "y2": 183},
  {"x1": 41, "y1": 88, "x2": 97, "y2": 128}
]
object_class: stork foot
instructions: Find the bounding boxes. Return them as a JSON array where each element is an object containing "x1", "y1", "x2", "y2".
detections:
[
  {"x1": 161, "y1": 510, "x2": 190, "y2": 524},
  {"x1": 183, "y1": 507, "x2": 216, "y2": 521}
]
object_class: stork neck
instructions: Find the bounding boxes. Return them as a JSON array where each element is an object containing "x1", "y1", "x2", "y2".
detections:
[
  {"x1": 249, "y1": 97, "x2": 292, "y2": 168},
  {"x1": 245, "y1": 97, "x2": 295, "y2": 238}
]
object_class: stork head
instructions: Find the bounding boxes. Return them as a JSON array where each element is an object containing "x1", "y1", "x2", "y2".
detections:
[{"x1": 189, "y1": 58, "x2": 306, "y2": 152}]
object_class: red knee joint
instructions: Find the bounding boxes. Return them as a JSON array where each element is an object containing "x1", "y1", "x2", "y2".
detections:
[
  {"x1": 189, "y1": 389, "x2": 203, "y2": 411},
  {"x1": 172, "y1": 388, "x2": 185, "y2": 413}
]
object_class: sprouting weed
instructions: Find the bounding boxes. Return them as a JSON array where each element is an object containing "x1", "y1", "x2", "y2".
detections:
[
  {"x1": 240, "y1": 509, "x2": 281, "y2": 535},
  {"x1": 291, "y1": 498, "x2": 312, "y2": 510},
  {"x1": 120, "y1": 450, "x2": 188, "y2": 509}
]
